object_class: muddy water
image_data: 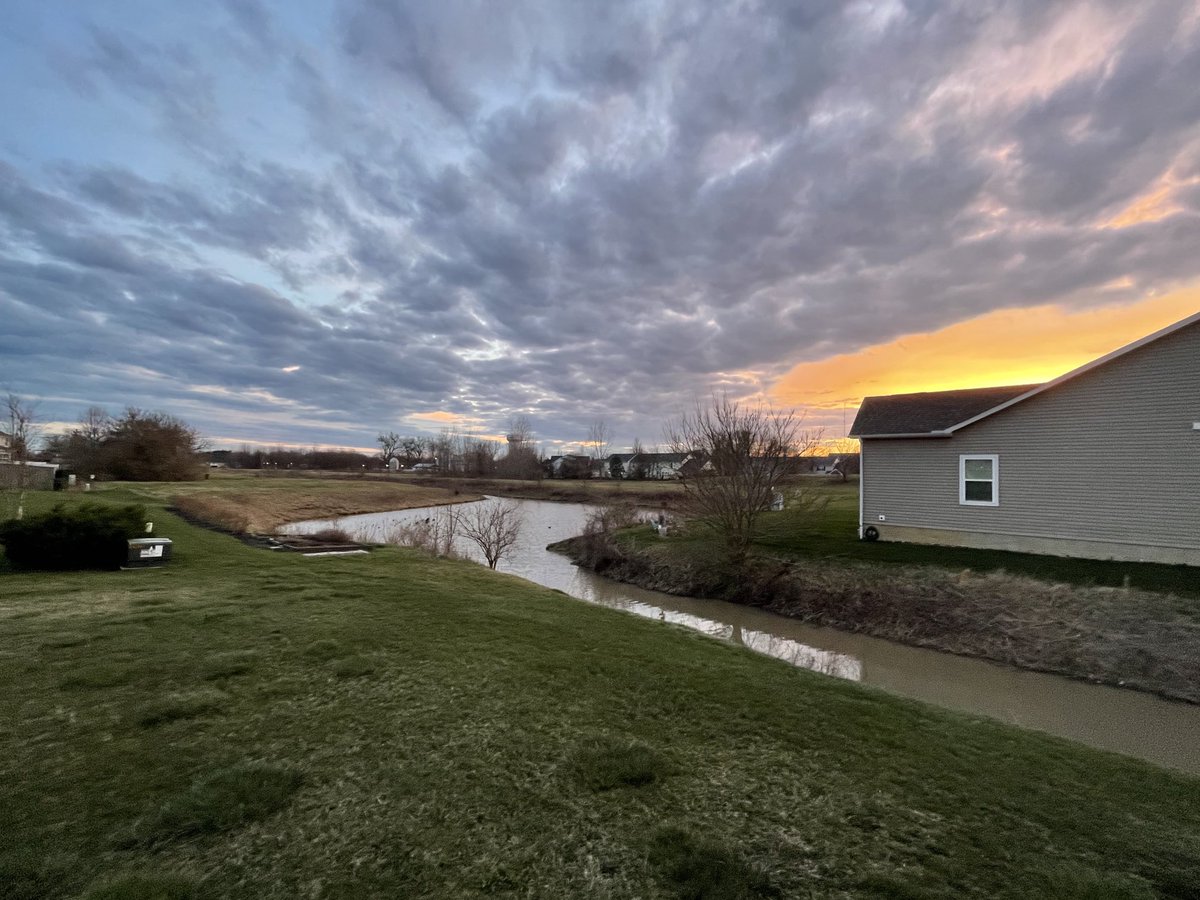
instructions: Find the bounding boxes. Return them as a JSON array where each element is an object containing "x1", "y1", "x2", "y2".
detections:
[{"x1": 285, "y1": 497, "x2": 1200, "y2": 774}]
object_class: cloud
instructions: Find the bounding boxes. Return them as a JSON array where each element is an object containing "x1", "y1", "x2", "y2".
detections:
[{"x1": 2, "y1": 0, "x2": 1199, "y2": 450}]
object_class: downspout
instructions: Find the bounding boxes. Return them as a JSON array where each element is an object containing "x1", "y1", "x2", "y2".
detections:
[{"x1": 857, "y1": 441, "x2": 865, "y2": 539}]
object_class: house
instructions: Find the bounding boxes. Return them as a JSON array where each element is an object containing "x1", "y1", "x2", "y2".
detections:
[
  {"x1": 802, "y1": 454, "x2": 850, "y2": 475},
  {"x1": 849, "y1": 311, "x2": 1200, "y2": 566},
  {"x1": 0, "y1": 430, "x2": 10, "y2": 463},
  {"x1": 607, "y1": 452, "x2": 695, "y2": 480},
  {"x1": 547, "y1": 455, "x2": 592, "y2": 479}
]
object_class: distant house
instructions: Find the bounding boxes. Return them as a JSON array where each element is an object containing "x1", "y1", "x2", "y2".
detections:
[
  {"x1": 547, "y1": 455, "x2": 592, "y2": 479},
  {"x1": 206, "y1": 450, "x2": 232, "y2": 468},
  {"x1": 604, "y1": 453, "x2": 636, "y2": 478},
  {"x1": 849, "y1": 312, "x2": 1200, "y2": 566},
  {"x1": 0, "y1": 430, "x2": 10, "y2": 463},
  {"x1": 608, "y1": 451, "x2": 694, "y2": 480},
  {"x1": 803, "y1": 454, "x2": 843, "y2": 474}
]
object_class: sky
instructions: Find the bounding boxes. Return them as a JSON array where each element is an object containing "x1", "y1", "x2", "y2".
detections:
[{"x1": 2, "y1": 1, "x2": 1199, "y2": 454}]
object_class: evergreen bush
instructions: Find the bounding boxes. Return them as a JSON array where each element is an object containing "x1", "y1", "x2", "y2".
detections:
[{"x1": 0, "y1": 503, "x2": 148, "y2": 570}]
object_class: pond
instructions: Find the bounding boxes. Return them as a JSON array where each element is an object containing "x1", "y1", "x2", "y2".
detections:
[{"x1": 284, "y1": 496, "x2": 1200, "y2": 774}]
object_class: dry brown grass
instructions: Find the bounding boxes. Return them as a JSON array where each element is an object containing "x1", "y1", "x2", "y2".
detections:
[
  {"x1": 168, "y1": 478, "x2": 477, "y2": 533},
  {"x1": 403, "y1": 475, "x2": 684, "y2": 508},
  {"x1": 766, "y1": 561, "x2": 1200, "y2": 704},
  {"x1": 560, "y1": 535, "x2": 1200, "y2": 704}
]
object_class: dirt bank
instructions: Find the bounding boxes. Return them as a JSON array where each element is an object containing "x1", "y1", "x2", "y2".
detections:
[{"x1": 553, "y1": 534, "x2": 1200, "y2": 705}]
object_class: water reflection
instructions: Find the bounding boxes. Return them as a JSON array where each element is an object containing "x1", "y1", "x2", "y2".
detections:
[{"x1": 285, "y1": 496, "x2": 1200, "y2": 774}]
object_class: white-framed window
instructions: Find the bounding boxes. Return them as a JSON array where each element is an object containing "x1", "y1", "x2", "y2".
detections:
[{"x1": 959, "y1": 454, "x2": 998, "y2": 506}]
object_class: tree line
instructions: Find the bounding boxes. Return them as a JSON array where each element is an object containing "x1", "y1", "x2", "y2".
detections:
[
  {"x1": 46, "y1": 407, "x2": 206, "y2": 481},
  {"x1": 375, "y1": 415, "x2": 545, "y2": 480}
]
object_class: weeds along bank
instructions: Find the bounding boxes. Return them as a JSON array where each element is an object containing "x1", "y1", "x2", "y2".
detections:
[
  {"x1": 2, "y1": 492, "x2": 1199, "y2": 898},
  {"x1": 555, "y1": 528, "x2": 1200, "y2": 705}
]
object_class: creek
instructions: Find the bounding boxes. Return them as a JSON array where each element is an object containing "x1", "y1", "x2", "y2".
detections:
[{"x1": 284, "y1": 496, "x2": 1200, "y2": 774}]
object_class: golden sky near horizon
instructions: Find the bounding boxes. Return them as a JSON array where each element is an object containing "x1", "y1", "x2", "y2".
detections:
[{"x1": 770, "y1": 288, "x2": 1200, "y2": 429}]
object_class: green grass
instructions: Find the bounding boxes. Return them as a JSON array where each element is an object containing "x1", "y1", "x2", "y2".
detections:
[
  {"x1": 328, "y1": 655, "x2": 375, "y2": 678},
  {"x1": 80, "y1": 874, "x2": 206, "y2": 900},
  {"x1": 647, "y1": 826, "x2": 774, "y2": 899},
  {"x1": 118, "y1": 762, "x2": 303, "y2": 849},
  {"x1": 744, "y1": 480, "x2": 1200, "y2": 597},
  {"x1": 134, "y1": 689, "x2": 227, "y2": 727},
  {"x1": 1, "y1": 490, "x2": 1198, "y2": 898},
  {"x1": 567, "y1": 735, "x2": 669, "y2": 791}
]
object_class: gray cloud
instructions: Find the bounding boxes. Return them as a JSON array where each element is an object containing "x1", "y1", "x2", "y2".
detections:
[{"x1": 3, "y1": 0, "x2": 1200, "y2": 448}]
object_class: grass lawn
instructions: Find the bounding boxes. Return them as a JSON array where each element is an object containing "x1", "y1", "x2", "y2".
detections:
[
  {"x1": 2, "y1": 490, "x2": 1199, "y2": 899},
  {"x1": 742, "y1": 479, "x2": 1200, "y2": 598}
]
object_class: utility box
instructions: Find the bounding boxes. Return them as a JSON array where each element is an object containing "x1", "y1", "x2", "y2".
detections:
[{"x1": 125, "y1": 537, "x2": 173, "y2": 569}]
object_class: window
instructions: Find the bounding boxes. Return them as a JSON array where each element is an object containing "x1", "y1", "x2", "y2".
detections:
[{"x1": 959, "y1": 454, "x2": 998, "y2": 506}]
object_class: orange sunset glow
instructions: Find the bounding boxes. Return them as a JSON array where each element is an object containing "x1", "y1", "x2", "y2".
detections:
[{"x1": 771, "y1": 288, "x2": 1200, "y2": 426}]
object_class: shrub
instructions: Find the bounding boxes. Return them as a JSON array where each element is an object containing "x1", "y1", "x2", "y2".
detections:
[
  {"x1": 309, "y1": 526, "x2": 354, "y2": 543},
  {"x1": 572, "y1": 501, "x2": 638, "y2": 570},
  {"x1": 0, "y1": 503, "x2": 148, "y2": 571},
  {"x1": 387, "y1": 508, "x2": 459, "y2": 558}
]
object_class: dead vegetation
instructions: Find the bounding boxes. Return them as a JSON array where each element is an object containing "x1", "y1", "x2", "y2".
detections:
[
  {"x1": 387, "y1": 507, "x2": 460, "y2": 558},
  {"x1": 763, "y1": 560, "x2": 1200, "y2": 703},
  {"x1": 170, "y1": 480, "x2": 476, "y2": 533},
  {"x1": 557, "y1": 535, "x2": 1200, "y2": 704}
]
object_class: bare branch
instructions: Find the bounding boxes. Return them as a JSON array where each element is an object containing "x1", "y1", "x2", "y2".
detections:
[
  {"x1": 454, "y1": 500, "x2": 524, "y2": 569},
  {"x1": 664, "y1": 394, "x2": 820, "y2": 564},
  {"x1": 586, "y1": 419, "x2": 612, "y2": 462}
]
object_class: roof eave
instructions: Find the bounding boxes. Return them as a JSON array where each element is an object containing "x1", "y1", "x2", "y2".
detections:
[{"x1": 852, "y1": 430, "x2": 953, "y2": 439}]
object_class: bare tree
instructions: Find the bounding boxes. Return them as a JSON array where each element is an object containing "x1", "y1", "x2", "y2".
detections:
[
  {"x1": 5, "y1": 393, "x2": 39, "y2": 462},
  {"x1": 586, "y1": 419, "x2": 612, "y2": 465},
  {"x1": 79, "y1": 406, "x2": 110, "y2": 445},
  {"x1": 461, "y1": 436, "x2": 499, "y2": 477},
  {"x1": 665, "y1": 394, "x2": 819, "y2": 564},
  {"x1": 628, "y1": 437, "x2": 647, "y2": 480},
  {"x1": 2, "y1": 392, "x2": 39, "y2": 519},
  {"x1": 454, "y1": 500, "x2": 524, "y2": 569},
  {"x1": 498, "y1": 415, "x2": 541, "y2": 480},
  {"x1": 377, "y1": 431, "x2": 401, "y2": 467}
]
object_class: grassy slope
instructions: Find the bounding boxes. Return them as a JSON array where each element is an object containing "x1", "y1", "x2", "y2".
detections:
[
  {"x1": 1, "y1": 491, "x2": 1198, "y2": 899},
  {"x1": 744, "y1": 480, "x2": 1200, "y2": 598}
]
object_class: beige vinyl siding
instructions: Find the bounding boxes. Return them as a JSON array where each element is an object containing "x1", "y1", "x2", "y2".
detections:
[{"x1": 861, "y1": 320, "x2": 1200, "y2": 551}]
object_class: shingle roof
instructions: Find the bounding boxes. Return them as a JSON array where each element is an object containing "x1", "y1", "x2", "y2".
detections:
[{"x1": 849, "y1": 385, "x2": 1039, "y2": 437}]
